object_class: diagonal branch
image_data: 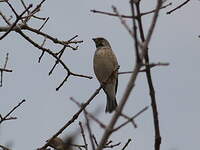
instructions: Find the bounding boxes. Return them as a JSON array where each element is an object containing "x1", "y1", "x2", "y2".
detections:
[
  {"x1": 15, "y1": 30, "x2": 92, "y2": 90},
  {"x1": 38, "y1": 86, "x2": 102, "y2": 150},
  {"x1": 0, "y1": 99, "x2": 26, "y2": 124},
  {"x1": 167, "y1": 0, "x2": 190, "y2": 14},
  {"x1": 0, "y1": 4, "x2": 33, "y2": 40}
]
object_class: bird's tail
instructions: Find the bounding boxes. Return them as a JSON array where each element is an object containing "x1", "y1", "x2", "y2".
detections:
[{"x1": 105, "y1": 96, "x2": 117, "y2": 113}]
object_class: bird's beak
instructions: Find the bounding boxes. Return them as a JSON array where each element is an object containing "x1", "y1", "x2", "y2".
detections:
[{"x1": 92, "y1": 38, "x2": 96, "y2": 42}]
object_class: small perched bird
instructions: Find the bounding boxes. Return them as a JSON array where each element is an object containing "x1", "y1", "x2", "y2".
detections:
[{"x1": 93, "y1": 37, "x2": 119, "y2": 113}]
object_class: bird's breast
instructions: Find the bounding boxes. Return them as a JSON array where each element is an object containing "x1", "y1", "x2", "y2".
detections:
[{"x1": 93, "y1": 48, "x2": 117, "y2": 82}]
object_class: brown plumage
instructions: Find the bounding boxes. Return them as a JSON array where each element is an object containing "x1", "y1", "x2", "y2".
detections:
[{"x1": 93, "y1": 37, "x2": 119, "y2": 113}]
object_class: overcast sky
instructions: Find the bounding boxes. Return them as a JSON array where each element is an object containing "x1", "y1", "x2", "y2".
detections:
[{"x1": 1, "y1": 0, "x2": 200, "y2": 150}]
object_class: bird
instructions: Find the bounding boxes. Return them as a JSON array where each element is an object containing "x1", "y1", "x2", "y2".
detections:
[{"x1": 93, "y1": 37, "x2": 119, "y2": 113}]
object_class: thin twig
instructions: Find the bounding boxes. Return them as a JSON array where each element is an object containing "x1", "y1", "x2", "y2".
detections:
[
  {"x1": 118, "y1": 62, "x2": 169, "y2": 75},
  {"x1": 0, "y1": 68, "x2": 12, "y2": 72},
  {"x1": 70, "y1": 97, "x2": 106, "y2": 129},
  {"x1": 112, "y1": 6, "x2": 134, "y2": 38},
  {"x1": 91, "y1": 3, "x2": 172, "y2": 19},
  {"x1": 0, "y1": 10, "x2": 11, "y2": 25},
  {"x1": 38, "y1": 86, "x2": 102, "y2": 150},
  {"x1": 92, "y1": 135, "x2": 121, "y2": 149},
  {"x1": 38, "y1": 17, "x2": 49, "y2": 31},
  {"x1": 92, "y1": 135, "x2": 98, "y2": 147},
  {"x1": 0, "y1": 4, "x2": 33, "y2": 40},
  {"x1": 23, "y1": 0, "x2": 47, "y2": 23},
  {"x1": 0, "y1": 53, "x2": 12, "y2": 87},
  {"x1": 167, "y1": 0, "x2": 190, "y2": 14},
  {"x1": 38, "y1": 37, "x2": 47, "y2": 63},
  {"x1": 49, "y1": 45, "x2": 67, "y2": 76},
  {"x1": 112, "y1": 106, "x2": 148, "y2": 132},
  {"x1": 84, "y1": 111, "x2": 95, "y2": 150},
  {"x1": 15, "y1": 30, "x2": 92, "y2": 90},
  {"x1": 104, "y1": 142, "x2": 121, "y2": 148},
  {"x1": 112, "y1": 6, "x2": 143, "y2": 48},
  {"x1": 0, "y1": 99, "x2": 26, "y2": 124},
  {"x1": 121, "y1": 139, "x2": 131, "y2": 150},
  {"x1": 120, "y1": 113, "x2": 137, "y2": 128},
  {"x1": 79, "y1": 122, "x2": 88, "y2": 150}
]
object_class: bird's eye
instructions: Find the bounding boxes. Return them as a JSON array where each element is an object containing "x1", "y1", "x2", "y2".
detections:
[{"x1": 97, "y1": 41, "x2": 104, "y2": 47}]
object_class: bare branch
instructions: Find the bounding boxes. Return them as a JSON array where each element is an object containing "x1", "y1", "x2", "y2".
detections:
[
  {"x1": 0, "y1": 144, "x2": 11, "y2": 150},
  {"x1": 167, "y1": 0, "x2": 190, "y2": 14},
  {"x1": 0, "y1": 53, "x2": 12, "y2": 87},
  {"x1": 96, "y1": 0, "x2": 163, "y2": 149},
  {"x1": 0, "y1": 99, "x2": 26, "y2": 124},
  {"x1": 121, "y1": 139, "x2": 131, "y2": 150},
  {"x1": 38, "y1": 86, "x2": 102, "y2": 150},
  {"x1": 84, "y1": 111, "x2": 95, "y2": 150},
  {"x1": 120, "y1": 113, "x2": 137, "y2": 128},
  {"x1": 15, "y1": 30, "x2": 92, "y2": 90},
  {"x1": 91, "y1": 2, "x2": 172, "y2": 19},
  {"x1": 134, "y1": 1, "x2": 163, "y2": 150},
  {"x1": 0, "y1": 4, "x2": 33, "y2": 40},
  {"x1": 38, "y1": 17, "x2": 49, "y2": 31},
  {"x1": 79, "y1": 122, "x2": 88, "y2": 150},
  {"x1": 112, "y1": 6, "x2": 134, "y2": 38},
  {"x1": 96, "y1": 59, "x2": 142, "y2": 150},
  {"x1": 118, "y1": 62, "x2": 169, "y2": 75},
  {"x1": 38, "y1": 37, "x2": 47, "y2": 63},
  {"x1": 112, "y1": 6, "x2": 143, "y2": 49},
  {"x1": 0, "y1": 10, "x2": 11, "y2": 25},
  {"x1": 112, "y1": 106, "x2": 148, "y2": 132},
  {"x1": 130, "y1": 1, "x2": 141, "y2": 62},
  {"x1": 0, "y1": 68, "x2": 12, "y2": 72},
  {"x1": 70, "y1": 97, "x2": 106, "y2": 129}
]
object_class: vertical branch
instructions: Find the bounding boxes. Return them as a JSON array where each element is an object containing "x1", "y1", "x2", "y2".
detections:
[
  {"x1": 79, "y1": 122, "x2": 88, "y2": 150},
  {"x1": 0, "y1": 53, "x2": 12, "y2": 87},
  {"x1": 130, "y1": 0, "x2": 141, "y2": 63},
  {"x1": 84, "y1": 111, "x2": 95, "y2": 150},
  {"x1": 134, "y1": 1, "x2": 162, "y2": 150},
  {"x1": 96, "y1": 1, "x2": 162, "y2": 149}
]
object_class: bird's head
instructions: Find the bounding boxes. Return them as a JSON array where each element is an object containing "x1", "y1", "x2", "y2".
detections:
[{"x1": 92, "y1": 37, "x2": 111, "y2": 48}]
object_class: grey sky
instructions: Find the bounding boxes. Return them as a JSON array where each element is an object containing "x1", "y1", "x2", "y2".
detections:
[{"x1": 1, "y1": 0, "x2": 200, "y2": 150}]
